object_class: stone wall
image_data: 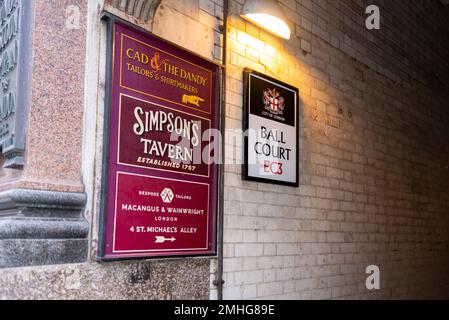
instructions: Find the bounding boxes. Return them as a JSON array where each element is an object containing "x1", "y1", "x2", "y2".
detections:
[
  {"x1": 0, "y1": 0, "x2": 223, "y2": 300},
  {"x1": 0, "y1": 0, "x2": 89, "y2": 269},
  {"x1": 218, "y1": 0, "x2": 449, "y2": 299},
  {"x1": 0, "y1": 259, "x2": 209, "y2": 300}
]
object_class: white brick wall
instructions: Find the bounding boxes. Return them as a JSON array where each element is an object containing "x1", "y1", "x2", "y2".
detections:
[{"x1": 215, "y1": 0, "x2": 449, "y2": 300}]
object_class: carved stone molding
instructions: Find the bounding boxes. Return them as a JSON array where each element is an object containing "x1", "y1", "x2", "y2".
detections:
[
  {"x1": 0, "y1": 189, "x2": 89, "y2": 268},
  {"x1": 105, "y1": 0, "x2": 162, "y2": 22}
]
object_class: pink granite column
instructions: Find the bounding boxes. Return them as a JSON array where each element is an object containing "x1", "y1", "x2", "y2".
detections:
[
  {"x1": 0, "y1": 0, "x2": 89, "y2": 268},
  {"x1": 21, "y1": 0, "x2": 87, "y2": 193}
]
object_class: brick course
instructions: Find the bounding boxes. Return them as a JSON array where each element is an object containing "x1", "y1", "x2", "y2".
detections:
[{"x1": 216, "y1": 0, "x2": 449, "y2": 300}]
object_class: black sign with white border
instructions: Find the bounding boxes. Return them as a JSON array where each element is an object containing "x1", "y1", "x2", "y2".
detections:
[{"x1": 243, "y1": 69, "x2": 300, "y2": 187}]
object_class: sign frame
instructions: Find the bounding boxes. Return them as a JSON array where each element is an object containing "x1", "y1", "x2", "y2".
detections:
[
  {"x1": 243, "y1": 68, "x2": 300, "y2": 188},
  {"x1": 98, "y1": 13, "x2": 223, "y2": 261}
]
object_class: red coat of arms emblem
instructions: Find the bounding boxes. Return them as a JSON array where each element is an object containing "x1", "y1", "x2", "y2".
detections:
[{"x1": 263, "y1": 88, "x2": 285, "y2": 115}]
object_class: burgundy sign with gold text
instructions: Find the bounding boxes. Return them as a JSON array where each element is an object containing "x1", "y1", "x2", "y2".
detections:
[{"x1": 100, "y1": 22, "x2": 219, "y2": 259}]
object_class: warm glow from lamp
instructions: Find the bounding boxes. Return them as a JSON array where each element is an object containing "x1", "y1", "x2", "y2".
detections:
[
  {"x1": 243, "y1": 13, "x2": 291, "y2": 40},
  {"x1": 241, "y1": 0, "x2": 291, "y2": 40}
]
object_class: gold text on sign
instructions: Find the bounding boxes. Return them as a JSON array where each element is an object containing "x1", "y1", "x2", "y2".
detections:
[
  {"x1": 150, "y1": 52, "x2": 166, "y2": 72},
  {"x1": 125, "y1": 48, "x2": 207, "y2": 88},
  {"x1": 164, "y1": 62, "x2": 208, "y2": 87},
  {"x1": 126, "y1": 49, "x2": 168, "y2": 72}
]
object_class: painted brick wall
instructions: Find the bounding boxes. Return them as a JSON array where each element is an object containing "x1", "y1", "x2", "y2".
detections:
[{"x1": 215, "y1": 0, "x2": 449, "y2": 299}]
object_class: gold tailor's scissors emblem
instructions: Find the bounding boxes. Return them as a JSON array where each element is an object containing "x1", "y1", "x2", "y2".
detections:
[{"x1": 182, "y1": 94, "x2": 205, "y2": 108}]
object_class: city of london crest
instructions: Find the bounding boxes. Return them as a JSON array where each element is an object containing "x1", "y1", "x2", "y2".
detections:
[{"x1": 263, "y1": 88, "x2": 285, "y2": 115}]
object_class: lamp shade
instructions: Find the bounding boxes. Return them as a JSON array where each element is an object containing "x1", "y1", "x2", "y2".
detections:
[{"x1": 241, "y1": 0, "x2": 291, "y2": 40}]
